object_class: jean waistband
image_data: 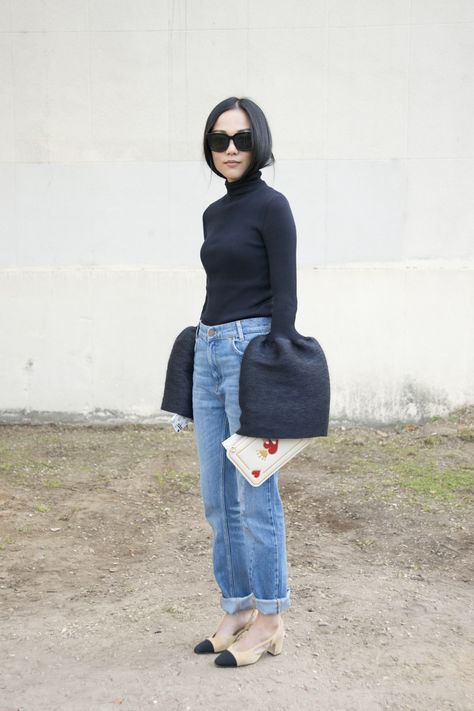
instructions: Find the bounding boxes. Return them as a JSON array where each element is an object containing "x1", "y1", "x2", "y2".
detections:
[{"x1": 197, "y1": 316, "x2": 272, "y2": 340}]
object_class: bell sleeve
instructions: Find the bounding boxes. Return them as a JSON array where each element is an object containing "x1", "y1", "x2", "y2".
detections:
[
  {"x1": 160, "y1": 325, "x2": 197, "y2": 420},
  {"x1": 236, "y1": 191, "x2": 331, "y2": 439}
]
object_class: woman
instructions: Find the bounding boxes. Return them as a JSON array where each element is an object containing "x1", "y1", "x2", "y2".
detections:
[{"x1": 192, "y1": 96, "x2": 299, "y2": 668}]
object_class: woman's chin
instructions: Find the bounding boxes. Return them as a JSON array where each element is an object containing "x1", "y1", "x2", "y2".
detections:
[
  {"x1": 225, "y1": 170, "x2": 245, "y2": 182},
  {"x1": 219, "y1": 164, "x2": 249, "y2": 182}
]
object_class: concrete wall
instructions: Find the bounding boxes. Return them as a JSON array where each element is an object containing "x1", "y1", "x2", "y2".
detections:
[{"x1": 1, "y1": 1, "x2": 473, "y2": 424}]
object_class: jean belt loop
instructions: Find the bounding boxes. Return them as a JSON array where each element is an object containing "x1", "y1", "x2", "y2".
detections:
[{"x1": 236, "y1": 320, "x2": 244, "y2": 340}]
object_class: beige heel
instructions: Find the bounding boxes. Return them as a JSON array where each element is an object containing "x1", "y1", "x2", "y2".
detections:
[{"x1": 267, "y1": 631, "x2": 284, "y2": 655}]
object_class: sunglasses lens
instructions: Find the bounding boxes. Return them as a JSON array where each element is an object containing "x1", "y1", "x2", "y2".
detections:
[
  {"x1": 207, "y1": 133, "x2": 229, "y2": 152},
  {"x1": 234, "y1": 132, "x2": 253, "y2": 151},
  {"x1": 207, "y1": 132, "x2": 253, "y2": 152}
]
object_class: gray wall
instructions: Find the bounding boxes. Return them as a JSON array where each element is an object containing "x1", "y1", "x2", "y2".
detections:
[{"x1": 1, "y1": 1, "x2": 473, "y2": 423}]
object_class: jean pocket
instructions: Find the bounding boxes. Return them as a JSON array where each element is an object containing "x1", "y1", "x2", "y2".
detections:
[{"x1": 231, "y1": 330, "x2": 270, "y2": 357}]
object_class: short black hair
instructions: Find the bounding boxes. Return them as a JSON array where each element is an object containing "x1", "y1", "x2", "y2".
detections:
[{"x1": 203, "y1": 97, "x2": 275, "y2": 180}]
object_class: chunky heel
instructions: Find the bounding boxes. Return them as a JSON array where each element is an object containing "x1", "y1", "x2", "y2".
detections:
[{"x1": 267, "y1": 632, "x2": 284, "y2": 656}]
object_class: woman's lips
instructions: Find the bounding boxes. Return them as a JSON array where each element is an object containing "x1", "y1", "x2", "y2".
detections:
[{"x1": 225, "y1": 161, "x2": 240, "y2": 166}]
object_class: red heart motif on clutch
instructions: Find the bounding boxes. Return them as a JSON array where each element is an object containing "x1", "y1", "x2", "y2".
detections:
[
  {"x1": 263, "y1": 439, "x2": 279, "y2": 455},
  {"x1": 252, "y1": 470, "x2": 261, "y2": 478}
]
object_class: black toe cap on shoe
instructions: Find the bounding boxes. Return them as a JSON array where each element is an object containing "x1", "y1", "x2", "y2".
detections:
[
  {"x1": 194, "y1": 639, "x2": 215, "y2": 654},
  {"x1": 214, "y1": 650, "x2": 237, "y2": 667}
]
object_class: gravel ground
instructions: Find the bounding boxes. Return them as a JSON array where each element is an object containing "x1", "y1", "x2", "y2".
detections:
[{"x1": 0, "y1": 407, "x2": 473, "y2": 711}]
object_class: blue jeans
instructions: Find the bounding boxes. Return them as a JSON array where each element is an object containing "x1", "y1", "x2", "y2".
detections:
[{"x1": 192, "y1": 316, "x2": 291, "y2": 615}]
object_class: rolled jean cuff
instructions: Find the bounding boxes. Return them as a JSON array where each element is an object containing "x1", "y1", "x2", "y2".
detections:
[
  {"x1": 220, "y1": 592, "x2": 255, "y2": 614},
  {"x1": 254, "y1": 590, "x2": 291, "y2": 615}
]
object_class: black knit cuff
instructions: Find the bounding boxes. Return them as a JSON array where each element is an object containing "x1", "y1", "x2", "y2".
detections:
[
  {"x1": 236, "y1": 331, "x2": 331, "y2": 439},
  {"x1": 160, "y1": 325, "x2": 197, "y2": 420}
]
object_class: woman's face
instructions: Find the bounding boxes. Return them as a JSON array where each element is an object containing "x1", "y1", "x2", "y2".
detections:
[{"x1": 210, "y1": 107, "x2": 253, "y2": 182}]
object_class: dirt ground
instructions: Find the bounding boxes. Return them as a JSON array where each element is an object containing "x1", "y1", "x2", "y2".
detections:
[{"x1": 0, "y1": 407, "x2": 473, "y2": 711}]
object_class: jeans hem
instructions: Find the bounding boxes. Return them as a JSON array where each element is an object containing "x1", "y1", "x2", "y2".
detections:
[
  {"x1": 220, "y1": 591, "x2": 292, "y2": 614},
  {"x1": 253, "y1": 591, "x2": 291, "y2": 614},
  {"x1": 220, "y1": 592, "x2": 255, "y2": 614}
]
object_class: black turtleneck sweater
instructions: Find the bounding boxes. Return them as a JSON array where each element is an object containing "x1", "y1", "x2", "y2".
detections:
[{"x1": 199, "y1": 167, "x2": 298, "y2": 339}]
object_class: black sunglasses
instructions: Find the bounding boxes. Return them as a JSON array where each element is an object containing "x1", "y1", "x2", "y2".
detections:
[{"x1": 206, "y1": 131, "x2": 253, "y2": 152}]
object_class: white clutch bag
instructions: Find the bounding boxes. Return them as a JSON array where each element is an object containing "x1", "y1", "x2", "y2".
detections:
[{"x1": 222, "y1": 433, "x2": 311, "y2": 487}]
